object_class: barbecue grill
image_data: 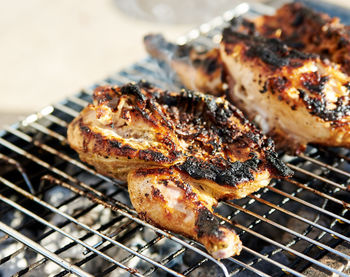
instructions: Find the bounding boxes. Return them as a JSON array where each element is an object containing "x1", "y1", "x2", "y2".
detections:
[{"x1": 0, "y1": 2, "x2": 349, "y2": 276}]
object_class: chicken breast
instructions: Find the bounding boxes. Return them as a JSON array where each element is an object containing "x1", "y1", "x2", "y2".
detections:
[
  {"x1": 128, "y1": 167, "x2": 242, "y2": 259},
  {"x1": 67, "y1": 82, "x2": 292, "y2": 258},
  {"x1": 144, "y1": 6, "x2": 350, "y2": 152},
  {"x1": 220, "y1": 28, "x2": 350, "y2": 151}
]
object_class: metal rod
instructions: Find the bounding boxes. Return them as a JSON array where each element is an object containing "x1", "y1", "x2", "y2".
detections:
[
  {"x1": 241, "y1": 246, "x2": 306, "y2": 277},
  {"x1": 298, "y1": 152, "x2": 350, "y2": 178},
  {"x1": 67, "y1": 96, "x2": 91, "y2": 107},
  {"x1": 287, "y1": 163, "x2": 347, "y2": 191},
  {"x1": 319, "y1": 147, "x2": 350, "y2": 163},
  {"x1": 0, "y1": 137, "x2": 128, "y2": 213},
  {"x1": 228, "y1": 256, "x2": 271, "y2": 277},
  {"x1": 5, "y1": 126, "x2": 119, "y2": 187},
  {"x1": 267, "y1": 185, "x2": 350, "y2": 224},
  {"x1": 143, "y1": 247, "x2": 187, "y2": 276},
  {"x1": 50, "y1": 172, "x2": 340, "y2": 277},
  {"x1": 59, "y1": 224, "x2": 144, "y2": 277},
  {"x1": 119, "y1": 235, "x2": 164, "y2": 266},
  {"x1": 82, "y1": 219, "x2": 135, "y2": 255},
  {"x1": 0, "y1": 177, "x2": 184, "y2": 277},
  {"x1": 248, "y1": 194, "x2": 350, "y2": 243},
  {"x1": 0, "y1": 222, "x2": 93, "y2": 277},
  {"x1": 286, "y1": 179, "x2": 349, "y2": 209},
  {"x1": 234, "y1": 223, "x2": 348, "y2": 277},
  {"x1": 30, "y1": 121, "x2": 66, "y2": 142},
  {"x1": 19, "y1": 202, "x2": 130, "y2": 277},
  {"x1": 53, "y1": 103, "x2": 79, "y2": 117},
  {"x1": 224, "y1": 185, "x2": 320, "y2": 275},
  {"x1": 45, "y1": 113, "x2": 68, "y2": 127},
  {"x1": 0, "y1": 152, "x2": 34, "y2": 194},
  {"x1": 218, "y1": 212, "x2": 340, "y2": 271},
  {"x1": 0, "y1": 193, "x2": 146, "y2": 277},
  {"x1": 224, "y1": 201, "x2": 350, "y2": 261}
]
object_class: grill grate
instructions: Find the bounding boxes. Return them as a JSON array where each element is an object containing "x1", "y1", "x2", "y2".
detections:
[{"x1": 1, "y1": 2, "x2": 349, "y2": 276}]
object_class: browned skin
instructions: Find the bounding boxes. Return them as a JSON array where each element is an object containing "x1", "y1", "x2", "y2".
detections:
[
  {"x1": 144, "y1": 34, "x2": 225, "y2": 96},
  {"x1": 67, "y1": 82, "x2": 292, "y2": 258},
  {"x1": 128, "y1": 167, "x2": 242, "y2": 259},
  {"x1": 251, "y1": 3, "x2": 350, "y2": 75},
  {"x1": 144, "y1": 4, "x2": 350, "y2": 152},
  {"x1": 221, "y1": 27, "x2": 350, "y2": 151}
]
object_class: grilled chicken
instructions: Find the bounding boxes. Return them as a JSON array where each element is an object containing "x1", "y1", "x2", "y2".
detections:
[
  {"x1": 144, "y1": 34, "x2": 225, "y2": 95},
  {"x1": 67, "y1": 82, "x2": 292, "y2": 258},
  {"x1": 251, "y1": 3, "x2": 350, "y2": 75},
  {"x1": 144, "y1": 4, "x2": 350, "y2": 151},
  {"x1": 221, "y1": 28, "x2": 350, "y2": 151},
  {"x1": 128, "y1": 167, "x2": 242, "y2": 259}
]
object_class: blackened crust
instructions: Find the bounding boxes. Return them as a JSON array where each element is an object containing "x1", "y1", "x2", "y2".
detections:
[
  {"x1": 256, "y1": 3, "x2": 350, "y2": 75},
  {"x1": 266, "y1": 151, "x2": 293, "y2": 177},
  {"x1": 74, "y1": 82, "x2": 293, "y2": 188},
  {"x1": 297, "y1": 89, "x2": 350, "y2": 121},
  {"x1": 222, "y1": 28, "x2": 315, "y2": 69},
  {"x1": 120, "y1": 83, "x2": 146, "y2": 102},
  {"x1": 195, "y1": 207, "x2": 224, "y2": 239},
  {"x1": 222, "y1": 26, "x2": 350, "y2": 123},
  {"x1": 177, "y1": 156, "x2": 261, "y2": 187}
]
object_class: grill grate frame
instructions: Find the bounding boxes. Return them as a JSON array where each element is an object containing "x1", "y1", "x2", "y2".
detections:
[{"x1": 0, "y1": 2, "x2": 349, "y2": 277}]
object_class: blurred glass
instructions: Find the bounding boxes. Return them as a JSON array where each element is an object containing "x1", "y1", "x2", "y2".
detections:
[{"x1": 114, "y1": 0, "x2": 246, "y2": 24}]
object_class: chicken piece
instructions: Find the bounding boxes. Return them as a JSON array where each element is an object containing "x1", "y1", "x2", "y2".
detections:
[
  {"x1": 144, "y1": 31, "x2": 350, "y2": 151},
  {"x1": 220, "y1": 28, "x2": 350, "y2": 151},
  {"x1": 248, "y1": 3, "x2": 350, "y2": 75},
  {"x1": 128, "y1": 167, "x2": 242, "y2": 259},
  {"x1": 68, "y1": 82, "x2": 291, "y2": 199},
  {"x1": 67, "y1": 82, "x2": 292, "y2": 258},
  {"x1": 144, "y1": 34, "x2": 225, "y2": 96}
]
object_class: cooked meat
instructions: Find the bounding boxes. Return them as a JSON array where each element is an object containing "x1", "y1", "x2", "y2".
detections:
[
  {"x1": 128, "y1": 167, "x2": 242, "y2": 259},
  {"x1": 144, "y1": 6, "x2": 350, "y2": 152},
  {"x1": 67, "y1": 82, "x2": 292, "y2": 258},
  {"x1": 68, "y1": 82, "x2": 291, "y2": 198},
  {"x1": 251, "y1": 3, "x2": 350, "y2": 75},
  {"x1": 144, "y1": 34, "x2": 225, "y2": 96},
  {"x1": 221, "y1": 28, "x2": 350, "y2": 151}
]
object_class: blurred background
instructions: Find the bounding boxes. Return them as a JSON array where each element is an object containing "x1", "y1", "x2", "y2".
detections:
[{"x1": 0, "y1": 0, "x2": 348, "y2": 128}]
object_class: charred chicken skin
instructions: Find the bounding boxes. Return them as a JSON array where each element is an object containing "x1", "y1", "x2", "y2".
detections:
[
  {"x1": 128, "y1": 167, "x2": 242, "y2": 259},
  {"x1": 144, "y1": 4, "x2": 350, "y2": 151},
  {"x1": 221, "y1": 28, "x2": 350, "y2": 151},
  {"x1": 251, "y1": 2, "x2": 350, "y2": 75},
  {"x1": 67, "y1": 82, "x2": 292, "y2": 258}
]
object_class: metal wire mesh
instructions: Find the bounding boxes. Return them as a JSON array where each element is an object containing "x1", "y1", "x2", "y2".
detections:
[{"x1": 0, "y1": 2, "x2": 349, "y2": 277}]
